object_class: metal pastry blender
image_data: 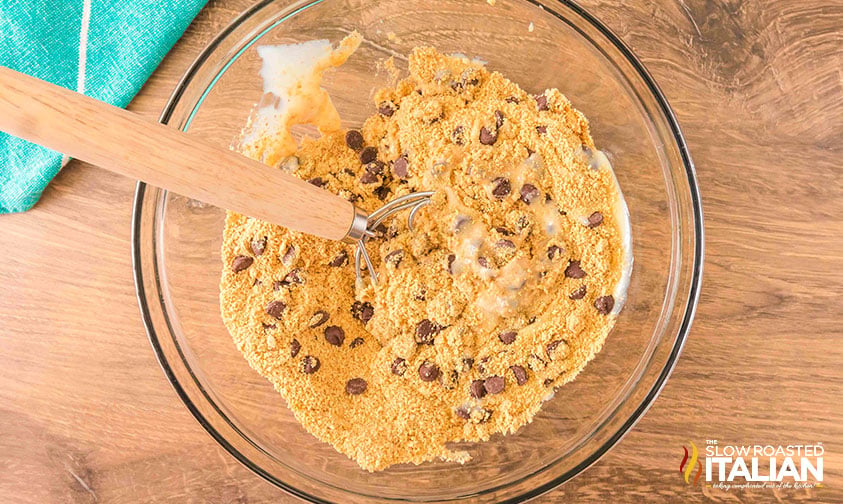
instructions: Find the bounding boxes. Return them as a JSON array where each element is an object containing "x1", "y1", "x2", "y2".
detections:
[{"x1": 0, "y1": 66, "x2": 432, "y2": 284}]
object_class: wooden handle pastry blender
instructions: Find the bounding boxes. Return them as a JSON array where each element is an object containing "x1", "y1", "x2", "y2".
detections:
[{"x1": 0, "y1": 66, "x2": 432, "y2": 284}]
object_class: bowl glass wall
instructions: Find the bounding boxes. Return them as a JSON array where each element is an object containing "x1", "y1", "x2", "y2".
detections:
[{"x1": 133, "y1": 0, "x2": 703, "y2": 502}]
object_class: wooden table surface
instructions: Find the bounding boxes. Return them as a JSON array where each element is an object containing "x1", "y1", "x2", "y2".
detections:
[{"x1": 1, "y1": 0, "x2": 841, "y2": 502}]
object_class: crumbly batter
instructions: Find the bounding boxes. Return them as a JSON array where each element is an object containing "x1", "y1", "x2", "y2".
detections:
[{"x1": 220, "y1": 42, "x2": 628, "y2": 471}]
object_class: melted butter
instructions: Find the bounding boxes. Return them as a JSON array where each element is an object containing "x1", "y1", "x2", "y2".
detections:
[
  {"x1": 583, "y1": 147, "x2": 633, "y2": 313},
  {"x1": 534, "y1": 198, "x2": 563, "y2": 236},
  {"x1": 241, "y1": 32, "x2": 362, "y2": 167},
  {"x1": 516, "y1": 152, "x2": 545, "y2": 187},
  {"x1": 496, "y1": 257, "x2": 530, "y2": 291},
  {"x1": 475, "y1": 258, "x2": 532, "y2": 325},
  {"x1": 451, "y1": 221, "x2": 485, "y2": 276},
  {"x1": 471, "y1": 148, "x2": 632, "y2": 320}
]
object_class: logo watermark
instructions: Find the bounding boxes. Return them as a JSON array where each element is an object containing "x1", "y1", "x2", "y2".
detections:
[
  {"x1": 679, "y1": 441, "x2": 704, "y2": 486},
  {"x1": 679, "y1": 440, "x2": 824, "y2": 490}
]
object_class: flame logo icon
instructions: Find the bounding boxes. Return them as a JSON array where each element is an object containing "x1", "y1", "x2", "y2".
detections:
[{"x1": 679, "y1": 441, "x2": 703, "y2": 486}]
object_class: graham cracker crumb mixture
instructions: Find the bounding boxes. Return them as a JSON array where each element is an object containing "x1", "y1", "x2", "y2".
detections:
[{"x1": 220, "y1": 45, "x2": 627, "y2": 471}]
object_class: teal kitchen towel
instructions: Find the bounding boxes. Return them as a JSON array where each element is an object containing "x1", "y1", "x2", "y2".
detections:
[{"x1": 0, "y1": 0, "x2": 206, "y2": 213}]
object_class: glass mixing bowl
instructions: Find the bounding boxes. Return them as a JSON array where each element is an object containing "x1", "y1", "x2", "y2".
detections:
[{"x1": 132, "y1": 0, "x2": 703, "y2": 501}]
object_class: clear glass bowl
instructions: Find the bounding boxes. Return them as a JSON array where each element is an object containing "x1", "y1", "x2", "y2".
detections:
[{"x1": 132, "y1": 0, "x2": 703, "y2": 502}]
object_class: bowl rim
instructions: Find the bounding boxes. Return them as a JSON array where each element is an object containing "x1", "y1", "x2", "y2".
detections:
[{"x1": 131, "y1": 0, "x2": 704, "y2": 501}]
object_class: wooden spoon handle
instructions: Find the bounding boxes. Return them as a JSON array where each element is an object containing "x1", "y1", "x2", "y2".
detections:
[{"x1": 0, "y1": 66, "x2": 356, "y2": 242}]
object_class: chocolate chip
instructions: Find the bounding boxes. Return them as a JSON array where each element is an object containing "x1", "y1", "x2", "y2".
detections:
[
  {"x1": 496, "y1": 239, "x2": 515, "y2": 250},
  {"x1": 440, "y1": 369, "x2": 459, "y2": 389},
  {"x1": 351, "y1": 301, "x2": 374, "y2": 323},
  {"x1": 452, "y1": 126, "x2": 466, "y2": 145},
  {"x1": 484, "y1": 376, "x2": 505, "y2": 394},
  {"x1": 528, "y1": 353, "x2": 546, "y2": 371},
  {"x1": 391, "y1": 358, "x2": 407, "y2": 376},
  {"x1": 535, "y1": 94, "x2": 548, "y2": 111},
  {"x1": 495, "y1": 227, "x2": 514, "y2": 236},
  {"x1": 479, "y1": 126, "x2": 498, "y2": 145},
  {"x1": 378, "y1": 101, "x2": 396, "y2": 117},
  {"x1": 491, "y1": 177, "x2": 511, "y2": 199},
  {"x1": 418, "y1": 362, "x2": 440, "y2": 382},
  {"x1": 309, "y1": 310, "x2": 329, "y2": 328},
  {"x1": 415, "y1": 319, "x2": 443, "y2": 345},
  {"x1": 301, "y1": 355, "x2": 320, "y2": 374},
  {"x1": 365, "y1": 160, "x2": 385, "y2": 175},
  {"x1": 447, "y1": 254, "x2": 456, "y2": 274},
  {"x1": 494, "y1": 110, "x2": 505, "y2": 128},
  {"x1": 350, "y1": 337, "x2": 365, "y2": 348},
  {"x1": 250, "y1": 237, "x2": 267, "y2": 256},
  {"x1": 477, "y1": 357, "x2": 489, "y2": 374},
  {"x1": 290, "y1": 339, "x2": 301, "y2": 357},
  {"x1": 329, "y1": 250, "x2": 349, "y2": 267},
  {"x1": 265, "y1": 300, "x2": 286, "y2": 319},
  {"x1": 372, "y1": 223, "x2": 389, "y2": 239},
  {"x1": 473, "y1": 408, "x2": 493, "y2": 423},
  {"x1": 384, "y1": 249, "x2": 404, "y2": 267},
  {"x1": 454, "y1": 215, "x2": 470, "y2": 232},
  {"x1": 346, "y1": 378, "x2": 367, "y2": 395},
  {"x1": 570, "y1": 285, "x2": 587, "y2": 300},
  {"x1": 547, "y1": 245, "x2": 564, "y2": 260},
  {"x1": 498, "y1": 331, "x2": 517, "y2": 345},
  {"x1": 470, "y1": 379, "x2": 486, "y2": 399},
  {"x1": 360, "y1": 171, "x2": 379, "y2": 184},
  {"x1": 282, "y1": 246, "x2": 296, "y2": 265},
  {"x1": 546, "y1": 339, "x2": 567, "y2": 360},
  {"x1": 536, "y1": 125, "x2": 547, "y2": 135},
  {"x1": 462, "y1": 357, "x2": 475, "y2": 371},
  {"x1": 345, "y1": 130, "x2": 364, "y2": 151},
  {"x1": 232, "y1": 255, "x2": 253, "y2": 272},
  {"x1": 506, "y1": 96, "x2": 520, "y2": 104},
  {"x1": 308, "y1": 177, "x2": 326, "y2": 188},
  {"x1": 359, "y1": 146, "x2": 378, "y2": 164},
  {"x1": 374, "y1": 185, "x2": 391, "y2": 200},
  {"x1": 262, "y1": 323, "x2": 276, "y2": 331},
  {"x1": 283, "y1": 268, "x2": 303, "y2": 285},
  {"x1": 477, "y1": 256, "x2": 490, "y2": 269},
  {"x1": 510, "y1": 365, "x2": 528, "y2": 385},
  {"x1": 392, "y1": 156, "x2": 409, "y2": 178},
  {"x1": 324, "y1": 325, "x2": 345, "y2": 346},
  {"x1": 519, "y1": 184, "x2": 539, "y2": 204},
  {"x1": 587, "y1": 211, "x2": 604, "y2": 228},
  {"x1": 595, "y1": 295, "x2": 615, "y2": 315},
  {"x1": 456, "y1": 407, "x2": 471, "y2": 419},
  {"x1": 564, "y1": 260, "x2": 586, "y2": 278}
]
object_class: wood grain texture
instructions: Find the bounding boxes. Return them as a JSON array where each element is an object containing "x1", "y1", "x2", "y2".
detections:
[{"x1": 0, "y1": 0, "x2": 841, "y2": 502}]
